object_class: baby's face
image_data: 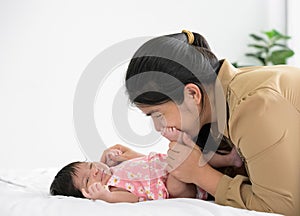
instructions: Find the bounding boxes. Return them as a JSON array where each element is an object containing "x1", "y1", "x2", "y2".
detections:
[{"x1": 73, "y1": 162, "x2": 112, "y2": 192}]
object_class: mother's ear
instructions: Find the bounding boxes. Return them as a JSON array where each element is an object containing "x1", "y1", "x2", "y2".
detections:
[{"x1": 183, "y1": 83, "x2": 202, "y2": 105}]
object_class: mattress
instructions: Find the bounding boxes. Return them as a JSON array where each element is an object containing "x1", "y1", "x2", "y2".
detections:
[{"x1": 0, "y1": 168, "x2": 282, "y2": 216}]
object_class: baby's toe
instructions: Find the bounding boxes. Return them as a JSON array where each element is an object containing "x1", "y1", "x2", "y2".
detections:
[{"x1": 162, "y1": 127, "x2": 182, "y2": 141}]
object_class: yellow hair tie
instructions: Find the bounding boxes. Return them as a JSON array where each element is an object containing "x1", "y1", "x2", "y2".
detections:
[{"x1": 182, "y1": 30, "x2": 194, "y2": 45}]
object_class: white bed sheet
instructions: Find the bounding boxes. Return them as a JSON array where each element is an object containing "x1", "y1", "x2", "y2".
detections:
[{"x1": 0, "y1": 168, "x2": 283, "y2": 216}]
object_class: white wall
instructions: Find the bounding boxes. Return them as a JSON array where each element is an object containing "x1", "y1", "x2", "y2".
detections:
[
  {"x1": 0, "y1": 0, "x2": 291, "y2": 170},
  {"x1": 287, "y1": 0, "x2": 300, "y2": 67}
]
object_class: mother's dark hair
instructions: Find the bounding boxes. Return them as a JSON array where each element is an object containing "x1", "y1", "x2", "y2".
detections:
[{"x1": 125, "y1": 31, "x2": 221, "y2": 105}]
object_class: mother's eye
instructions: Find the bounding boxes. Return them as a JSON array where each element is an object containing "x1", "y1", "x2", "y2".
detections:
[{"x1": 153, "y1": 112, "x2": 163, "y2": 118}]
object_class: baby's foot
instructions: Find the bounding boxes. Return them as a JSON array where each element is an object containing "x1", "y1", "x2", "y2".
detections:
[
  {"x1": 229, "y1": 147, "x2": 243, "y2": 168},
  {"x1": 161, "y1": 127, "x2": 183, "y2": 142}
]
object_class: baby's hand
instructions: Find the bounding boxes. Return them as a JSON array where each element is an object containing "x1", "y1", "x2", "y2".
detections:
[
  {"x1": 105, "y1": 149, "x2": 122, "y2": 167},
  {"x1": 82, "y1": 182, "x2": 110, "y2": 200},
  {"x1": 100, "y1": 144, "x2": 145, "y2": 166}
]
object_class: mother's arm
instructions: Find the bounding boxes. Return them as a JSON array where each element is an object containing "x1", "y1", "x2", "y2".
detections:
[
  {"x1": 170, "y1": 91, "x2": 299, "y2": 216},
  {"x1": 221, "y1": 90, "x2": 299, "y2": 216},
  {"x1": 167, "y1": 132, "x2": 291, "y2": 214}
]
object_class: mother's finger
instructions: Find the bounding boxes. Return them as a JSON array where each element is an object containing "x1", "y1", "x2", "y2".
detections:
[{"x1": 168, "y1": 141, "x2": 177, "y2": 149}]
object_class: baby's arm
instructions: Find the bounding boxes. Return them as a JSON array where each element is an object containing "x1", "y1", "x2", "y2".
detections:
[
  {"x1": 101, "y1": 144, "x2": 145, "y2": 167},
  {"x1": 82, "y1": 182, "x2": 138, "y2": 203},
  {"x1": 166, "y1": 174, "x2": 196, "y2": 198}
]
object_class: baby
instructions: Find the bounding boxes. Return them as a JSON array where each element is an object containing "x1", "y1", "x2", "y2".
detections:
[
  {"x1": 50, "y1": 151, "x2": 202, "y2": 202},
  {"x1": 50, "y1": 128, "x2": 243, "y2": 203}
]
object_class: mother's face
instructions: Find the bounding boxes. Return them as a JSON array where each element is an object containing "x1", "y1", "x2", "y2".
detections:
[{"x1": 137, "y1": 84, "x2": 203, "y2": 139}]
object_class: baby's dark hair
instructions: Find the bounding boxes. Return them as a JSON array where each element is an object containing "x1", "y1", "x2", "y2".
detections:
[{"x1": 50, "y1": 161, "x2": 84, "y2": 198}]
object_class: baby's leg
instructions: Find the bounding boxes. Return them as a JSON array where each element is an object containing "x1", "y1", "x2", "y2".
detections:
[
  {"x1": 228, "y1": 146, "x2": 243, "y2": 167},
  {"x1": 208, "y1": 146, "x2": 243, "y2": 168},
  {"x1": 166, "y1": 174, "x2": 196, "y2": 198}
]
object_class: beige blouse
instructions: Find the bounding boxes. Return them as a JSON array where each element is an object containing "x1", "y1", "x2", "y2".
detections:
[{"x1": 214, "y1": 60, "x2": 300, "y2": 216}]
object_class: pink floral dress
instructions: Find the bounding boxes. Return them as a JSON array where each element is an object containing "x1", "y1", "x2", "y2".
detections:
[
  {"x1": 106, "y1": 152, "x2": 207, "y2": 201},
  {"x1": 106, "y1": 152, "x2": 169, "y2": 201}
]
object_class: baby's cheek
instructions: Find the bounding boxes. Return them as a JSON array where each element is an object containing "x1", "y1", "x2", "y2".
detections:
[{"x1": 87, "y1": 180, "x2": 97, "y2": 189}]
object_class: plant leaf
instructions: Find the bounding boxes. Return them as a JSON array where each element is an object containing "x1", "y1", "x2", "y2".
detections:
[
  {"x1": 270, "y1": 50, "x2": 295, "y2": 65},
  {"x1": 243, "y1": 29, "x2": 295, "y2": 66},
  {"x1": 264, "y1": 29, "x2": 291, "y2": 42},
  {"x1": 249, "y1": 34, "x2": 267, "y2": 43},
  {"x1": 248, "y1": 44, "x2": 267, "y2": 49},
  {"x1": 264, "y1": 29, "x2": 278, "y2": 39},
  {"x1": 245, "y1": 53, "x2": 266, "y2": 65},
  {"x1": 273, "y1": 34, "x2": 291, "y2": 42},
  {"x1": 231, "y1": 62, "x2": 239, "y2": 67},
  {"x1": 273, "y1": 43, "x2": 289, "y2": 48},
  {"x1": 245, "y1": 52, "x2": 261, "y2": 58}
]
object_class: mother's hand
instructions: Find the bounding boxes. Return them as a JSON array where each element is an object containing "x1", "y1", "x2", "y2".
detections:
[
  {"x1": 166, "y1": 133, "x2": 204, "y2": 184},
  {"x1": 167, "y1": 133, "x2": 224, "y2": 196}
]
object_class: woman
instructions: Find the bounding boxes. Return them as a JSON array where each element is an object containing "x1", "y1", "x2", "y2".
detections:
[{"x1": 110, "y1": 30, "x2": 299, "y2": 215}]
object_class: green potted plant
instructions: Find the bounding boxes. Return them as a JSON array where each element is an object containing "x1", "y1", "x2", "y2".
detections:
[{"x1": 245, "y1": 29, "x2": 294, "y2": 65}]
